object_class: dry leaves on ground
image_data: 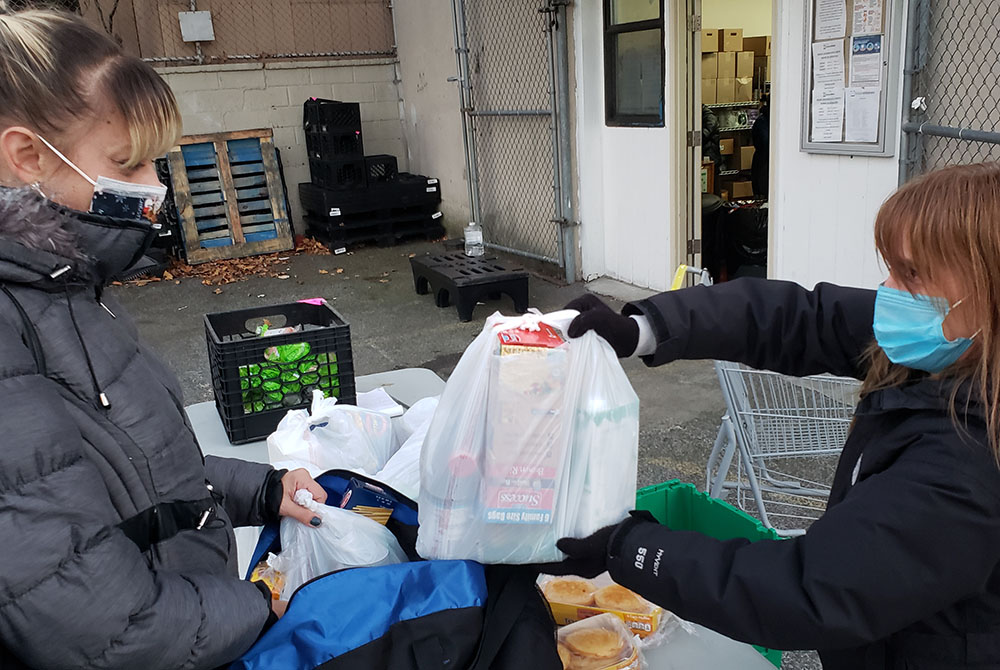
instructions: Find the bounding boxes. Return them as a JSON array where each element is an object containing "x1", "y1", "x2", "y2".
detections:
[{"x1": 151, "y1": 238, "x2": 331, "y2": 287}]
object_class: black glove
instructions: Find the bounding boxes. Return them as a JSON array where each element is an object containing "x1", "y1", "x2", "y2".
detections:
[
  {"x1": 537, "y1": 523, "x2": 617, "y2": 579},
  {"x1": 536, "y1": 510, "x2": 660, "y2": 579},
  {"x1": 564, "y1": 293, "x2": 639, "y2": 358}
]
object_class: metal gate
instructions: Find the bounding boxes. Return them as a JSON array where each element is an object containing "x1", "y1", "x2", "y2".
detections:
[
  {"x1": 900, "y1": 0, "x2": 1000, "y2": 181},
  {"x1": 450, "y1": 0, "x2": 576, "y2": 280}
]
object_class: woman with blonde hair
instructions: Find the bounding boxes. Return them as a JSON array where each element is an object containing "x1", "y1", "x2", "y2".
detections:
[
  {"x1": 554, "y1": 163, "x2": 1000, "y2": 668},
  {"x1": 0, "y1": 7, "x2": 326, "y2": 669}
]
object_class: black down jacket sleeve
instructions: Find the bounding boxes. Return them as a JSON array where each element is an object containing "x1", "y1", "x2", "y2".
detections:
[
  {"x1": 623, "y1": 277, "x2": 876, "y2": 378},
  {"x1": 204, "y1": 456, "x2": 278, "y2": 528},
  {"x1": 0, "y1": 322, "x2": 270, "y2": 669},
  {"x1": 606, "y1": 427, "x2": 1000, "y2": 651}
]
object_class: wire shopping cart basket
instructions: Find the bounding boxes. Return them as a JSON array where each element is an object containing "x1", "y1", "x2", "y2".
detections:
[{"x1": 674, "y1": 266, "x2": 861, "y2": 536}]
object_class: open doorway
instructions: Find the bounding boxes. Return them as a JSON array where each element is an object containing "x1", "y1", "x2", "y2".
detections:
[{"x1": 692, "y1": 0, "x2": 773, "y2": 283}]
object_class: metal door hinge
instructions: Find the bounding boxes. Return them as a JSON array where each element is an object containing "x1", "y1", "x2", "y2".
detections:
[
  {"x1": 687, "y1": 14, "x2": 701, "y2": 32},
  {"x1": 550, "y1": 217, "x2": 579, "y2": 228},
  {"x1": 687, "y1": 239, "x2": 702, "y2": 254},
  {"x1": 687, "y1": 130, "x2": 702, "y2": 147}
]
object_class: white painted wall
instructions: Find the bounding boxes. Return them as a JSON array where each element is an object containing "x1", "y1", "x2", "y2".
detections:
[
  {"x1": 393, "y1": 0, "x2": 472, "y2": 236},
  {"x1": 768, "y1": 1, "x2": 901, "y2": 289},
  {"x1": 575, "y1": 1, "x2": 675, "y2": 290},
  {"x1": 158, "y1": 59, "x2": 405, "y2": 234},
  {"x1": 703, "y1": 0, "x2": 772, "y2": 37}
]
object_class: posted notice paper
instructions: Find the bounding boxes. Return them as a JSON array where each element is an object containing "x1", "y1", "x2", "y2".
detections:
[
  {"x1": 850, "y1": 34, "x2": 883, "y2": 87},
  {"x1": 815, "y1": 0, "x2": 847, "y2": 40},
  {"x1": 852, "y1": 0, "x2": 883, "y2": 35},
  {"x1": 812, "y1": 89, "x2": 846, "y2": 142},
  {"x1": 845, "y1": 86, "x2": 880, "y2": 142},
  {"x1": 813, "y1": 39, "x2": 846, "y2": 84}
]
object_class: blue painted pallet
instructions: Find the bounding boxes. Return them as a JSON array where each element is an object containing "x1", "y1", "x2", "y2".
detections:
[{"x1": 167, "y1": 129, "x2": 294, "y2": 264}]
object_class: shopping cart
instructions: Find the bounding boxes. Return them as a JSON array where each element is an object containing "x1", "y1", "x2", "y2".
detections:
[{"x1": 673, "y1": 266, "x2": 861, "y2": 536}]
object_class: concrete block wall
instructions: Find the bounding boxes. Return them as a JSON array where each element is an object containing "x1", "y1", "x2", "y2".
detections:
[{"x1": 157, "y1": 59, "x2": 407, "y2": 233}]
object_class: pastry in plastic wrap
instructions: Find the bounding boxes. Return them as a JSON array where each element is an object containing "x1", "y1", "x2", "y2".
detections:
[
  {"x1": 541, "y1": 572, "x2": 667, "y2": 639},
  {"x1": 557, "y1": 613, "x2": 640, "y2": 670}
]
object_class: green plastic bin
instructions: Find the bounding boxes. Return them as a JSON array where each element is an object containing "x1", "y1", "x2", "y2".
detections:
[{"x1": 635, "y1": 479, "x2": 784, "y2": 668}]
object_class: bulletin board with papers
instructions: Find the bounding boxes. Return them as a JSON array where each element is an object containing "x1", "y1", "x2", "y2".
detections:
[{"x1": 799, "y1": 0, "x2": 903, "y2": 156}]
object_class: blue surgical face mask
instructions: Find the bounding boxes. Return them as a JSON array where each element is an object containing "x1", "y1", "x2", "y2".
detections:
[
  {"x1": 36, "y1": 134, "x2": 166, "y2": 223},
  {"x1": 873, "y1": 284, "x2": 974, "y2": 373}
]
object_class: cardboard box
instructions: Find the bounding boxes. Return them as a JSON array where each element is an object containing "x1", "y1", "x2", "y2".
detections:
[
  {"x1": 716, "y1": 51, "x2": 736, "y2": 78},
  {"x1": 735, "y1": 77, "x2": 753, "y2": 102},
  {"x1": 716, "y1": 77, "x2": 736, "y2": 103},
  {"x1": 720, "y1": 189, "x2": 729, "y2": 201},
  {"x1": 732, "y1": 181, "x2": 754, "y2": 198},
  {"x1": 743, "y1": 36, "x2": 771, "y2": 57},
  {"x1": 701, "y1": 29, "x2": 721, "y2": 52},
  {"x1": 740, "y1": 145, "x2": 756, "y2": 170},
  {"x1": 701, "y1": 160, "x2": 714, "y2": 193},
  {"x1": 722, "y1": 28, "x2": 743, "y2": 52},
  {"x1": 701, "y1": 52, "x2": 718, "y2": 78},
  {"x1": 701, "y1": 78, "x2": 717, "y2": 104},
  {"x1": 719, "y1": 138, "x2": 735, "y2": 155},
  {"x1": 737, "y1": 51, "x2": 755, "y2": 78}
]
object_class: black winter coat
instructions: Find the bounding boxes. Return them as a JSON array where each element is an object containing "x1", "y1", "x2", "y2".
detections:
[
  {"x1": 0, "y1": 189, "x2": 277, "y2": 669},
  {"x1": 615, "y1": 277, "x2": 1000, "y2": 669}
]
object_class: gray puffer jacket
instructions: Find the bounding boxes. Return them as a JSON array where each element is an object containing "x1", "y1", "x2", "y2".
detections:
[{"x1": 0, "y1": 188, "x2": 276, "y2": 669}]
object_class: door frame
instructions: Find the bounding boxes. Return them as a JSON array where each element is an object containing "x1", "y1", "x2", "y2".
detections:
[{"x1": 672, "y1": 0, "x2": 702, "y2": 279}]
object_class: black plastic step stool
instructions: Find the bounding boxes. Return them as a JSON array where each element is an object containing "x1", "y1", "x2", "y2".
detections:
[{"x1": 410, "y1": 253, "x2": 529, "y2": 322}]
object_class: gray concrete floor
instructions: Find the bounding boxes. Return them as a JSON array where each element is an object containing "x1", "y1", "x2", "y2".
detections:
[{"x1": 110, "y1": 240, "x2": 820, "y2": 669}]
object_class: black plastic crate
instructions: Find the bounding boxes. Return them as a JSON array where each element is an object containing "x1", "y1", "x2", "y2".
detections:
[
  {"x1": 306, "y1": 130, "x2": 364, "y2": 160},
  {"x1": 365, "y1": 154, "x2": 399, "y2": 183},
  {"x1": 306, "y1": 212, "x2": 445, "y2": 248},
  {"x1": 299, "y1": 174, "x2": 441, "y2": 218},
  {"x1": 303, "y1": 98, "x2": 362, "y2": 134},
  {"x1": 205, "y1": 301, "x2": 356, "y2": 444},
  {"x1": 309, "y1": 158, "x2": 368, "y2": 190}
]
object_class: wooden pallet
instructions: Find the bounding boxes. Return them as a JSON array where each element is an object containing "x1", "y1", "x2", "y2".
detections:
[{"x1": 167, "y1": 129, "x2": 294, "y2": 264}]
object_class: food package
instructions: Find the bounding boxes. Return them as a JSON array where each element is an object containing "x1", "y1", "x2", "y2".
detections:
[
  {"x1": 416, "y1": 310, "x2": 639, "y2": 564},
  {"x1": 541, "y1": 573, "x2": 667, "y2": 639},
  {"x1": 556, "y1": 613, "x2": 641, "y2": 670},
  {"x1": 249, "y1": 553, "x2": 286, "y2": 600}
]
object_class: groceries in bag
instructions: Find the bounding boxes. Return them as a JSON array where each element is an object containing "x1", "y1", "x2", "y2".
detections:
[
  {"x1": 417, "y1": 310, "x2": 639, "y2": 564},
  {"x1": 269, "y1": 490, "x2": 407, "y2": 598},
  {"x1": 267, "y1": 390, "x2": 395, "y2": 475}
]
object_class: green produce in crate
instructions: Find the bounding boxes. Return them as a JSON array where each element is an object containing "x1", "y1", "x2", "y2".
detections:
[
  {"x1": 281, "y1": 382, "x2": 302, "y2": 394},
  {"x1": 301, "y1": 373, "x2": 319, "y2": 386},
  {"x1": 262, "y1": 380, "x2": 281, "y2": 393},
  {"x1": 280, "y1": 370, "x2": 300, "y2": 383},
  {"x1": 265, "y1": 391, "x2": 283, "y2": 404},
  {"x1": 264, "y1": 342, "x2": 311, "y2": 364},
  {"x1": 260, "y1": 365, "x2": 280, "y2": 380},
  {"x1": 240, "y1": 378, "x2": 249, "y2": 391}
]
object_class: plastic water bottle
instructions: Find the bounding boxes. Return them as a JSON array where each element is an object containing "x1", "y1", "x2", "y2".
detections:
[{"x1": 464, "y1": 222, "x2": 484, "y2": 257}]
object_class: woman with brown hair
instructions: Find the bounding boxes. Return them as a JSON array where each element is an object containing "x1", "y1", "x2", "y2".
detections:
[
  {"x1": 0, "y1": 7, "x2": 327, "y2": 668},
  {"x1": 555, "y1": 163, "x2": 1000, "y2": 668}
]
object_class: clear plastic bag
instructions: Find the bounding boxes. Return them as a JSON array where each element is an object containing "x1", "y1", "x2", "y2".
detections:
[
  {"x1": 272, "y1": 490, "x2": 407, "y2": 599},
  {"x1": 374, "y1": 397, "x2": 438, "y2": 500},
  {"x1": 267, "y1": 391, "x2": 395, "y2": 475},
  {"x1": 416, "y1": 310, "x2": 639, "y2": 564}
]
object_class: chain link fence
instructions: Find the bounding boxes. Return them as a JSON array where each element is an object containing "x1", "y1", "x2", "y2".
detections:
[
  {"x1": 9, "y1": 0, "x2": 395, "y2": 64},
  {"x1": 901, "y1": 0, "x2": 1000, "y2": 179},
  {"x1": 456, "y1": 0, "x2": 564, "y2": 266}
]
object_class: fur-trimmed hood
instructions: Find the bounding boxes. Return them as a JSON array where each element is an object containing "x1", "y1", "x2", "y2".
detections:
[{"x1": 0, "y1": 186, "x2": 156, "y2": 288}]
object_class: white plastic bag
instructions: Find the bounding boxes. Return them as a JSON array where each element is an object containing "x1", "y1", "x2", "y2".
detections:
[
  {"x1": 273, "y1": 490, "x2": 407, "y2": 598},
  {"x1": 267, "y1": 391, "x2": 395, "y2": 475},
  {"x1": 374, "y1": 397, "x2": 438, "y2": 500},
  {"x1": 416, "y1": 310, "x2": 639, "y2": 564}
]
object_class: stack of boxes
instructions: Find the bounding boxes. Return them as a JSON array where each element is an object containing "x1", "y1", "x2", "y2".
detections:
[{"x1": 701, "y1": 29, "x2": 770, "y2": 105}]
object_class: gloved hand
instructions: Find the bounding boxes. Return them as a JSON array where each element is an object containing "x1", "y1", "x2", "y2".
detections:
[
  {"x1": 537, "y1": 523, "x2": 617, "y2": 579},
  {"x1": 536, "y1": 510, "x2": 660, "y2": 579},
  {"x1": 564, "y1": 293, "x2": 639, "y2": 358}
]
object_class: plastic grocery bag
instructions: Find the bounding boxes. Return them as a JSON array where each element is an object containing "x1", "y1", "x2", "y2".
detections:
[
  {"x1": 416, "y1": 310, "x2": 639, "y2": 564},
  {"x1": 272, "y1": 490, "x2": 407, "y2": 598},
  {"x1": 374, "y1": 397, "x2": 439, "y2": 500},
  {"x1": 267, "y1": 391, "x2": 395, "y2": 475}
]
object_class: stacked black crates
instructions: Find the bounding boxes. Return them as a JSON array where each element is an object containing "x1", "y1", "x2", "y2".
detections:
[{"x1": 301, "y1": 98, "x2": 444, "y2": 248}]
